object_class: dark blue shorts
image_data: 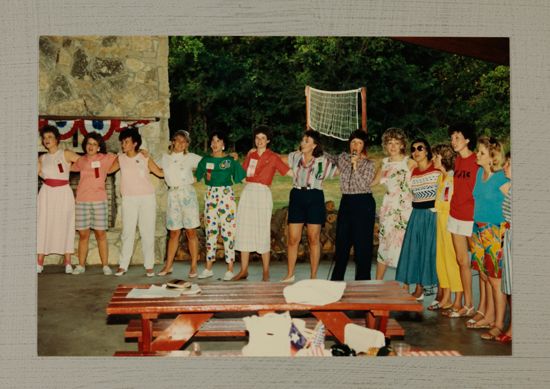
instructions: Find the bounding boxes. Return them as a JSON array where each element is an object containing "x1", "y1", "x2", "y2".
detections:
[{"x1": 287, "y1": 188, "x2": 326, "y2": 225}]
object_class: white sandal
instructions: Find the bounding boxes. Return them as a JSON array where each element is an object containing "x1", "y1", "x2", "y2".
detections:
[{"x1": 448, "y1": 305, "x2": 474, "y2": 318}]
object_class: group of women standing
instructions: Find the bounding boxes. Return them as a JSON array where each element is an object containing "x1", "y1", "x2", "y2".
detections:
[
  {"x1": 367, "y1": 123, "x2": 512, "y2": 343},
  {"x1": 37, "y1": 122, "x2": 512, "y2": 342}
]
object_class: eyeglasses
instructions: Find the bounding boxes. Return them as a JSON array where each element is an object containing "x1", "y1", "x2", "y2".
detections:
[{"x1": 411, "y1": 145, "x2": 425, "y2": 152}]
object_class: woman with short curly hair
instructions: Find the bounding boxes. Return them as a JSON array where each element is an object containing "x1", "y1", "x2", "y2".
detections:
[{"x1": 373, "y1": 127, "x2": 415, "y2": 280}]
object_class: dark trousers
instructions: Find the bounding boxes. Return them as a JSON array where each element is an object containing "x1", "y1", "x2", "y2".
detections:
[{"x1": 330, "y1": 193, "x2": 376, "y2": 281}]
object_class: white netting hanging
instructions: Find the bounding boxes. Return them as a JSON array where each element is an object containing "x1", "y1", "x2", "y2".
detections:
[{"x1": 307, "y1": 86, "x2": 362, "y2": 140}]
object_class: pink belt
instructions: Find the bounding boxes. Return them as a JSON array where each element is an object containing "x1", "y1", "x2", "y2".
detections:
[{"x1": 43, "y1": 179, "x2": 69, "y2": 187}]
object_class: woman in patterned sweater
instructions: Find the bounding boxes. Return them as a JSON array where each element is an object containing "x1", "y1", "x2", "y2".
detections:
[{"x1": 396, "y1": 139, "x2": 441, "y2": 300}]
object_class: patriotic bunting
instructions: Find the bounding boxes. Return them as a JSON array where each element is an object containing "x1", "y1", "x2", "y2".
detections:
[{"x1": 38, "y1": 118, "x2": 152, "y2": 141}]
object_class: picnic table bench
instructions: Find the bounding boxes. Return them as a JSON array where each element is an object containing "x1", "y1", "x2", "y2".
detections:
[{"x1": 106, "y1": 280, "x2": 422, "y2": 354}]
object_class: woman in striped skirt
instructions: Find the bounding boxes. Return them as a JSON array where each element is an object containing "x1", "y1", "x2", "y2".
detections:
[
  {"x1": 232, "y1": 125, "x2": 292, "y2": 281},
  {"x1": 498, "y1": 152, "x2": 512, "y2": 343}
]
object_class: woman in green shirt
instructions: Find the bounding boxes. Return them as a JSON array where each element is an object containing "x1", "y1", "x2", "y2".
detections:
[{"x1": 195, "y1": 131, "x2": 246, "y2": 280}]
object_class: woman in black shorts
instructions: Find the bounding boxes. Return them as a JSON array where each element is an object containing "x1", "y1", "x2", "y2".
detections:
[{"x1": 281, "y1": 129, "x2": 337, "y2": 282}]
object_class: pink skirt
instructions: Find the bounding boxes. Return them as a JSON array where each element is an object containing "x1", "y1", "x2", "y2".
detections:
[{"x1": 37, "y1": 184, "x2": 75, "y2": 254}]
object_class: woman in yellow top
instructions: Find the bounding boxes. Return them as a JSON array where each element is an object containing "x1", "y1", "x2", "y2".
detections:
[{"x1": 431, "y1": 144, "x2": 463, "y2": 312}]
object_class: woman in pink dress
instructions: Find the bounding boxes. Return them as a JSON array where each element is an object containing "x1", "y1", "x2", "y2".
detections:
[
  {"x1": 372, "y1": 128, "x2": 415, "y2": 280},
  {"x1": 37, "y1": 125, "x2": 80, "y2": 274}
]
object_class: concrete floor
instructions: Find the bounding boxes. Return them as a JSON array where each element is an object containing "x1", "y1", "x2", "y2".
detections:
[{"x1": 37, "y1": 259, "x2": 512, "y2": 356}]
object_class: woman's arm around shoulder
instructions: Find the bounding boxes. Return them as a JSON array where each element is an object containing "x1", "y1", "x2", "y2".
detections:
[
  {"x1": 64, "y1": 149, "x2": 80, "y2": 164},
  {"x1": 407, "y1": 157, "x2": 417, "y2": 171},
  {"x1": 108, "y1": 156, "x2": 120, "y2": 174},
  {"x1": 148, "y1": 158, "x2": 164, "y2": 177}
]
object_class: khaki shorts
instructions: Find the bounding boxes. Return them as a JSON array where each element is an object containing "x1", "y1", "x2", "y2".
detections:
[{"x1": 447, "y1": 215, "x2": 473, "y2": 237}]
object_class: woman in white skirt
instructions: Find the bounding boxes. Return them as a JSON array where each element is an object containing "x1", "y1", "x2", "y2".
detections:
[
  {"x1": 37, "y1": 125, "x2": 80, "y2": 274},
  {"x1": 232, "y1": 125, "x2": 292, "y2": 281}
]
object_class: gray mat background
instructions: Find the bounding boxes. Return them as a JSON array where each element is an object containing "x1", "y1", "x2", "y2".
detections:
[{"x1": 1, "y1": 0, "x2": 549, "y2": 387}]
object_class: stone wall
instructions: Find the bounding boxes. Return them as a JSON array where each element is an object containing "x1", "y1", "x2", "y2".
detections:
[{"x1": 39, "y1": 36, "x2": 170, "y2": 268}]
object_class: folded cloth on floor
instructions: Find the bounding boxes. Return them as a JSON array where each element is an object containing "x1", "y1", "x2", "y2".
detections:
[
  {"x1": 283, "y1": 279, "x2": 346, "y2": 305},
  {"x1": 344, "y1": 323, "x2": 385, "y2": 353}
]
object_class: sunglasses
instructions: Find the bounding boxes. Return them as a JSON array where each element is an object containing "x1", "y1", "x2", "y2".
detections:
[{"x1": 411, "y1": 145, "x2": 425, "y2": 152}]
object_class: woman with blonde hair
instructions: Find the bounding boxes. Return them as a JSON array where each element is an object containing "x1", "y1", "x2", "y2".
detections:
[
  {"x1": 373, "y1": 128, "x2": 415, "y2": 280},
  {"x1": 468, "y1": 136, "x2": 509, "y2": 340}
]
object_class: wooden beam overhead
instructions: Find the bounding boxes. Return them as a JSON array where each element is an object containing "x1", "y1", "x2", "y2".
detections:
[{"x1": 392, "y1": 37, "x2": 509, "y2": 66}]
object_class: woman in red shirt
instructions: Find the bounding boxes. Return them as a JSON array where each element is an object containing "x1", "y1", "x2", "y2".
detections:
[{"x1": 232, "y1": 125, "x2": 291, "y2": 281}]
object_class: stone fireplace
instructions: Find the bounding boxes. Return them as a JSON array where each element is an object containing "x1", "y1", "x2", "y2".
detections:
[{"x1": 39, "y1": 36, "x2": 170, "y2": 267}]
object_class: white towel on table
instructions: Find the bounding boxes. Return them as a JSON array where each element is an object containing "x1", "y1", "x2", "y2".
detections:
[{"x1": 283, "y1": 279, "x2": 346, "y2": 306}]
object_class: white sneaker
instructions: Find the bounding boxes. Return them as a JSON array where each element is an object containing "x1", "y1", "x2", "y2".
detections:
[
  {"x1": 65, "y1": 264, "x2": 73, "y2": 274},
  {"x1": 72, "y1": 265, "x2": 85, "y2": 275},
  {"x1": 102, "y1": 266, "x2": 113, "y2": 275},
  {"x1": 198, "y1": 269, "x2": 213, "y2": 279},
  {"x1": 37, "y1": 264, "x2": 43, "y2": 274},
  {"x1": 145, "y1": 270, "x2": 155, "y2": 277},
  {"x1": 223, "y1": 271, "x2": 234, "y2": 281}
]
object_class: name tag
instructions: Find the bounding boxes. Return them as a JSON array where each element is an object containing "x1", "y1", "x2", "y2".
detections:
[
  {"x1": 91, "y1": 161, "x2": 101, "y2": 169},
  {"x1": 206, "y1": 162, "x2": 215, "y2": 170},
  {"x1": 247, "y1": 159, "x2": 258, "y2": 177}
]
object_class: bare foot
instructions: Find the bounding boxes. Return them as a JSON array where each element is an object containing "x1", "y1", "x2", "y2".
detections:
[{"x1": 262, "y1": 272, "x2": 269, "y2": 282}]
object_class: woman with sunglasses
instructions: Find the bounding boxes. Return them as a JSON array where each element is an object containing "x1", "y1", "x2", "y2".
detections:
[{"x1": 395, "y1": 139, "x2": 441, "y2": 300}]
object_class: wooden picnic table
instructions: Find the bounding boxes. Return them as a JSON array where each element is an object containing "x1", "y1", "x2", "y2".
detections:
[{"x1": 106, "y1": 280, "x2": 423, "y2": 353}]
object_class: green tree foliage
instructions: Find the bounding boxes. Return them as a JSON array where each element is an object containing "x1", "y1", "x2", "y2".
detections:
[{"x1": 168, "y1": 37, "x2": 509, "y2": 153}]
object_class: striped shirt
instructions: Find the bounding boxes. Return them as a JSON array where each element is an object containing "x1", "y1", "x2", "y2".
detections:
[
  {"x1": 410, "y1": 164, "x2": 440, "y2": 207},
  {"x1": 502, "y1": 186, "x2": 512, "y2": 223},
  {"x1": 288, "y1": 151, "x2": 337, "y2": 190}
]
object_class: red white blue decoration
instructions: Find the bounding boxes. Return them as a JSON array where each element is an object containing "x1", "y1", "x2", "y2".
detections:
[{"x1": 38, "y1": 118, "x2": 152, "y2": 140}]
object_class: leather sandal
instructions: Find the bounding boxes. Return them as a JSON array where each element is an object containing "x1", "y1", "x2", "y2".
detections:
[
  {"x1": 467, "y1": 321, "x2": 494, "y2": 329},
  {"x1": 481, "y1": 327, "x2": 503, "y2": 341}
]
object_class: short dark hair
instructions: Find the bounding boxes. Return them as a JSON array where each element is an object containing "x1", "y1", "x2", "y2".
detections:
[
  {"x1": 303, "y1": 129, "x2": 324, "y2": 158},
  {"x1": 348, "y1": 129, "x2": 368, "y2": 154},
  {"x1": 253, "y1": 125, "x2": 272, "y2": 142},
  {"x1": 208, "y1": 130, "x2": 229, "y2": 148},
  {"x1": 411, "y1": 138, "x2": 432, "y2": 161},
  {"x1": 40, "y1": 125, "x2": 61, "y2": 142},
  {"x1": 118, "y1": 127, "x2": 142, "y2": 151},
  {"x1": 448, "y1": 122, "x2": 477, "y2": 151},
  {"x1": 82, "y1": 132, "x2": 107, "y2": 154}
]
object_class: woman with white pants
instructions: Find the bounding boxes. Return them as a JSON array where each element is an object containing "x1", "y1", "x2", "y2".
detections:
[{"x1": 111, "y1": 128, "x2": 163, "y2": 277}]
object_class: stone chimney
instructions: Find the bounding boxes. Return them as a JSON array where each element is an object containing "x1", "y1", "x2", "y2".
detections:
[{"x1": 39, "y1": 36, "x2": 170, "y2": 267}]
